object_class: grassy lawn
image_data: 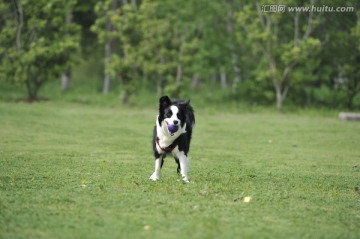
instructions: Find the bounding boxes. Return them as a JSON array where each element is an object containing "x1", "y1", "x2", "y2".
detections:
[{"x1": 0, "y1": 101, "x2": 359, "y2": 239}]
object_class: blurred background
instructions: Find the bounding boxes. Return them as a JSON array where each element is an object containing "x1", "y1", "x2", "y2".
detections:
[{"x1": 0, "y1": 0, "x2": 359, "y2": 110}]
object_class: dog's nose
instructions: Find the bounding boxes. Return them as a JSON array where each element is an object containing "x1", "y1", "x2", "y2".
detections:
[{"x1": 173, "y1": 120, "x2": 179, "y2": 125}]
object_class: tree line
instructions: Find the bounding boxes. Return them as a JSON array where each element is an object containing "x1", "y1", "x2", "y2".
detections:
[{"x1": 0, "y1": 0, "x2": 359, "y2": 109}]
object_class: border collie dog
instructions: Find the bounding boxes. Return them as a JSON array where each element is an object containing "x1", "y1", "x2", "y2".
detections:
[{"x1": 149, "y1": 96, "x2": 195, "y2": 183}]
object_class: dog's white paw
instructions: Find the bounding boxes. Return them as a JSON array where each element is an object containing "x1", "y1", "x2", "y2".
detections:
[
  {"x1": 149, "y1": 172, "x2": 160, "y2": 181},
  {"x1": 182, "y1": 176, "x2": 190, "y2": 183}
]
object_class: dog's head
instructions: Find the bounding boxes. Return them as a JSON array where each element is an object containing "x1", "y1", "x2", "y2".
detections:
[{"x1": 158, "y1": 96, "x2": 190, "y2": 135}]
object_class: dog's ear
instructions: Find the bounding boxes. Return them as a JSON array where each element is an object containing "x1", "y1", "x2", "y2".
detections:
[
  {"x1": 179, "y1": 99, "x2": 190, "y2": 106},
  {"x1": 159, "y1": 96, "x2": 171, "y2": 113}
]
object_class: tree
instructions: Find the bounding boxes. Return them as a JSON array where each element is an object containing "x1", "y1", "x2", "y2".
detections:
[
  {"x1": 0, "y1": 0, "x2": 80, "y2": 100},
  {"x1": 138, "y1": 0, "x2": 180, "y2": 96},
  {"x1": 61, "y1": 8, "x2": 75, "y2": 91},
  {"x1": 236, "y1": 0, "x2": 321, "y2": 110},
  {"x1": 304, "y1": 2, "x2": 359, "y2": 109},
  {"x1": 340, "y1": 12, "x2": 360, "y2": 109},
  {"x1": 109, "y1": 1, "x2": 142, "y2": 103},
  {"x1": 92, "y1": 0, "x2": 141, "y2": 102},
  {"x1": 91, "y1": 0, "x2": 247, "y2": 100},
  {"x1": 138, "y1": 0, "x2": 239, "y2": 96},
  {"x1": 91, "y1": 0, "x2": 118, "y2": 95}
]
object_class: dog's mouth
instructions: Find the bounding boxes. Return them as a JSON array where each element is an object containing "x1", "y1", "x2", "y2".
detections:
[{"x1": 166, "y1": 122, "x2": 179, "y2": 135}]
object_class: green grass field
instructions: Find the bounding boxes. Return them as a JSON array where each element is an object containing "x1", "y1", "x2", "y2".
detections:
[{"x1": 0, "y1": 101, "x2": 359, "y2": 239}]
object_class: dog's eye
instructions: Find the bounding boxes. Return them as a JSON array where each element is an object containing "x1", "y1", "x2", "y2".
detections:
[
  {"x1": 177, "y1": 113, "x2": 180, "y2": 118},
  {"x1": 166, "y1": 112, "x2": 172, "y2": 117}
]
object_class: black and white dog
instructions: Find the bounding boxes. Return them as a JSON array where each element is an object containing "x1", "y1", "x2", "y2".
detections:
[{"x1": 149, "y1": 96, "x2": 195, "y2": 183}]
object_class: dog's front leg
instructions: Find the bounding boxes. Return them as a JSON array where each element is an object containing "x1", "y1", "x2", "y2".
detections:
[
  {"x1": 149, "y1": 157, "x2": 163, "y2": 181},
  {"x1": 178, "y1": 153, "x2": 190, "y2": 183}
]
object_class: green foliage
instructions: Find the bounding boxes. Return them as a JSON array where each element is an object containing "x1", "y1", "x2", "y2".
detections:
[
  {"x1": 233, "y1": 1, "x2": 360, "y2": 109},
  {"x1": 138, "y1": 0, "x2": 184, "y2": 94},
  {"x1": 91, "y1": 0, "x2": 142, "y2": 101},
  {"x1": 0, "y1": 0, "x2": 80, "y2": 100},
  {"x1": 281, "y1": 38, "x2": 321, "y2": 65},
  {"x1": 1, "y1": 0, "x2": 360, "y2": 109},
  {"x1": 91, "y1": 0, "x2": 241, "y2": 99},
  {"x1": 235, "y1": 1, "x2": 324, "y2": 110}
]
